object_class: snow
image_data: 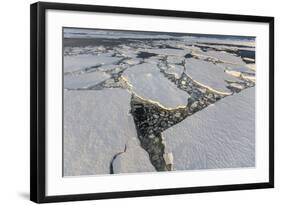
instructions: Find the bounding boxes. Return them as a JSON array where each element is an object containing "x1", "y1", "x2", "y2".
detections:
[
  {"x1": 203, "y1": 50, "x2": 245, "y2": 65},
  {"x1": 219, "y1": 63, "x2": 255, "y2": 73},
  {"x1": 63, "y1": 89, "x2": 154, "y2": 176},
  {"x1": 165, "y1": 64, "x2": 184, "y2": 78},
  {"x1": 184, "y1": 58, "x2": 238, "y2": 93},
  {"x1": 113, "y1": 149, "x2": 155, "y2": 174},
  {"x1": 163, "y1": 87, "x2": 255, "y2": 170},
  {"x1": 64, "y1": 54, "x2": 121, "y2": 73},
  {"x1": 64, "y1": 72, "x2": 110, "y2": 90},
  {"x1": 123, "y1": 63, "x2": 189, "y2": 108}
]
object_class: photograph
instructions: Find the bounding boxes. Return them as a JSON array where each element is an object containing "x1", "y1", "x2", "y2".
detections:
[
  {"x1": 29, "y1": 2, "x2": 274, "y2": 202},
  {"x1": 63, "y1": 28, "x2": 256, "y2": 176}
]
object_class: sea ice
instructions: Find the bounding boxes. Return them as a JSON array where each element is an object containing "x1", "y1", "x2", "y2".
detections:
[
  {"x1": 63, "y1": 89, "x2": 154, "y2": 176},
  {"x1": 163, "y1": 87, "x2": 255, "y2": 170},
  {"x1": 64, "y1": 54, "x2": 121, "y2": 73},
  {"x1": 123, "y1": 63, "x2": 189, "y2": 108}
]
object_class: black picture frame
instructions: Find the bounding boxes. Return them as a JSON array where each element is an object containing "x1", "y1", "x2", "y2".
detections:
[{"x1": 30, "y1": 1, "x2": 274, "y2": 203}]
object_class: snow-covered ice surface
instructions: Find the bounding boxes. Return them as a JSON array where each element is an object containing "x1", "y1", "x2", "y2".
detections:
[
  {"x1": 63, "y1": 28, "x2": 256, "y2": 176},
  {"x1": 163, "y1": 87, "x2": 255, "y2": 170},
  {"x1": 64, "y1": 54, "x2": 121, "y2": 73},
  {"x1": 64, "y1": 72, "x2": 110, "y2": 90},
  {"x1": 203, "y1": 50, "x2": 245, "y2": 64},
  {"x1": 123, "y1": 63, "x2": 189, "y2": 108},
  {"x1": 64, "y1": 89, "x2": 155, "y2": 176},
  {"x1": 183, "y1": 58, "x2": 238, "y2": 93}
]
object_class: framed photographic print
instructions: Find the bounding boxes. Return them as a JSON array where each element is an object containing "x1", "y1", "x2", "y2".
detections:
[{"x1": 30, "y1": 1, "x2": 274, "y2": 203}]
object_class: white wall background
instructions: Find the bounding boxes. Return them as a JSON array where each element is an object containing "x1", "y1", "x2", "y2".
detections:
[{"x1": 0, "y1": 0, "x2": 279, "y2": 204}]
